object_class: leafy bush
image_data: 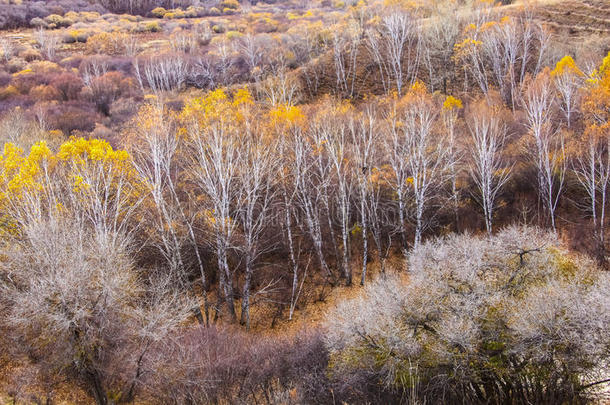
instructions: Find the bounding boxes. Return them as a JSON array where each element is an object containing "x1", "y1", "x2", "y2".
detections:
[
  {"x1": 326, "y1": 227, "x2": 610, "y2": 404},
  {"x1": 212, "y1": 23, "x2": 225, "y2": 33},
  {"x1": 46, "y1": 102, "x2": 98, "y2": 134},
  {"x1": 151, "y1": 6, "x2": 167, "y2": 17},
  {"x1": 221, "y1": 0, "x2": 240, "y2": 10},
  {"x1": 44, "y1": 13, "x2": 73, "y2": 28}
]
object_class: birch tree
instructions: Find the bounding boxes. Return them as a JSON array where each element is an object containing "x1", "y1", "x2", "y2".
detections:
[
  {"x1": 551, "y1": 55, "x2": 585, "y2": 128},
  {"x1": 366, "y1": 10, "x2": 421, "y2": 96},
  {"x1": 272, "y1": 106, "x2": 308, "y2": 319},
  {"x1": 467, "y1": 102, "x2": 512, "y2": 235},
  {"x1": 400, "y1": 84, "x2": 452, "y2": 248},
  {"x1": 128, "y1": 104, "x2": 209, "y2": 324},
  {"x1": 349, "y1": 103, "x2": 379, "y2": 284},
  {"x1": 292, "y1": 114, "x2": 336, "y2": 283},
  {"x1": 184, "y1": 90, "x2": 252, "y2": 321},
  {"x1": 573, "y1": 58, "x2": 610, "y2": 264},
  {"x1": 442, "y1": 96, "x2": 464, "y2": 231},
  {"x1": 235, "y1": 129, "x2": 278, "y2": 329},
  {"x1": 523, "y1": 70, "x2": 565, "y2": 231}
]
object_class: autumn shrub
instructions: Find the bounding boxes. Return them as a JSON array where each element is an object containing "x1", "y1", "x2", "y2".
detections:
[
  {"x1": 44, "y1": 13, "x2": 73, "y2": 28},
  {"x1": 0, "y1": 138, "x2": 194, "y2": 405},
  {"x1": 0, "y1": 3, "x2": 28, "y2": 29},
  {"x1": 50, "y1": 72, "x2": 84, "y2": 100},
  {"x1": 0, "y1": 0, "x2": 104, "y2": 29},
  {"x1": 151, "y1": 6, "x2": 167, "y2": 17},
  {"x1": 6, "y1": 57, "x2": 26, "y2": 73},
  {"x1": 87, "y1": 71, "x2": 136, "y2": 115},
  {"x1": 86, "y1": 32, "x2": 128, "y2": 55},
  {"x1": 46, "y1": 102, "x2": 98, "y2": 134},
  {"x1": 326, "y1": 226, "x2": 610, "y2": 404},
  {"x1": 143, "y1": 327, "x2": 332, "y2": 404},
  {"x1": 0, "y1": 71, "x2": 10, "y2": 87},
  {"x1": 136, "y1": 20, "x2": 161, "y2": 32},
  {"x1": 212, "y1": 23, "x2": 225, "y2": 33},
  {"x1": 19, "y1": 47, "x2": 42, "y2": 62},
  {"x1": 11, "y1": 69, "x2": 38, "y2": 94},
  {"x1": 221, "y1": 0, "x2": 240, "y2": 10},
  {"x1": 29, "y1": 83, "x2": 61, "y2": 101}
]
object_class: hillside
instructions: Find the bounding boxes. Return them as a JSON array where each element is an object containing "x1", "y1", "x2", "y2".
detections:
[{"x1": 0, "y1": 0, "x2": 609, "y2": 404}]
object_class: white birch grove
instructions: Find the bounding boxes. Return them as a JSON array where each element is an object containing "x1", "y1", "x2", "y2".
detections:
[
  {"x1": 189, "y1": 117, "x2": 241, "y2": 321},
  {"x1": 523, "y1": 72, "x2": 565, "y2": 231},
  {"x1": 349, "y1": 105, "x2": 379, "y2": 284},
  {"x1": 366, "y1": 10, "x2": 421, "y2": 96},
  {"x1": 323, "y1": 116, "x2": 353, "y2": 285},
  {"x1": 467, "y1": 104, "x2": 512, "y2": 235},
  {"x1": 572, "y1": 131, "x2": 610, "y2": 264},
  {"x1": 235, "y1": 130, "x2": 278, "y2": 329},
  {"x1": 129, "y1": 104, "x2": 209, "y2": 323}
]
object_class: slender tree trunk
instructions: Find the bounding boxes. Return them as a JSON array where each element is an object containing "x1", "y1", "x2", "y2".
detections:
[
  {"x1": 216, "y1": 237, "x2": 236, "y2": 321},
  {"x1": 397, "y1": 190, "x2": 408, "y2": 263},
  {"x1": 360, "y1": 191, "x2": 368, "y2": 285},
  {"x1": 340, "y1": 196, "x2": 351, "y2": 285},
  {"x1": 240, "y1": 253, "x2": 253, "y2": 329},
  {"x1": 87, "y1": 370, "x2": 108, "y2": 405}
]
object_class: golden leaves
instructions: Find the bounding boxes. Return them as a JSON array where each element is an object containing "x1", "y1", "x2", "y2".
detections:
[
  {"x1": 551, "y1": 56, "x2": 584, "y2": 78},
  {"x1": 0, "y1": 138, "x2": 136, "y2": 208},
  {"x1": 443, "y1": 96, "x2": 463, "y2": 111}
]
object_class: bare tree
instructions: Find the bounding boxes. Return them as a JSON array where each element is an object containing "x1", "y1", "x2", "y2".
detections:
[
  {"x1": 235, "y1": 130, "x2": 278, "y2": 328},
  {"x1": 257, "y1": 61, "x2": 301, "y2": 107},
  {"x1": 331, "y1": 20, "x2": 362, "y2": 98},
  {"x1": 275, "y1": 119, "x2": 307, "y2": 320},
  {"x1": 326, "y1": 226, "x2": 610, "y2": 404},
  {"x1": 572, "y1": 130, "x2": 610, "y2": 264},
  {"x1": 441, "y1": 96, "x2": 464, "y2": 230},
  {"x1": 138, "y1": 53, "x2": 189, "y2": 94},
  {"x1": 189, "y1": 116, "x2": 240, "y2": 321},
  {"x1": 239, "y1": 34, "x2": 265, "y2": 79},
  {"x1": 551, "y1": 56, "x2": 585, "y2": 128},
  {"x1": 386, "y1": 88, "x2": 452, "y2": 252},
  {"x1": 455, "y1": 10, "x2": 549, "y2": 110},
  {"x1": 81, "y1": 56, "x2": 109, "y2": 87},
  {"x1": 523, "y1": 71, "x2": 565, "y2": 231},
  {"x1": 35, "y1": 28, "x2": 58, "y2": 60},
  {"x1": 420, "y1": 2, "x2": 462, "y2": 93},
  {"x1": 323, "y1": 112, "x2": 353, "y2": 284},
  {"x1": 129, "y1": 104, "x2": 210, "y2": 324},
  {"x1": 366, "y1": 10, "x2": 421, "y2": 96},
  {"x1": 400, "y1": 88, "x2": 452, "y2": 248},
  {"x1": 0, "y1": 36, "x2": 15, "y2": 62},
  {"x1": 349, "y1": 104, "x2": 379, "y2": 284},
  {"x1": 385, "y1": 99, "x2": 412, "y2": 261},
  {"x1": 0, "y1": 107, "x2": 32, "y2": 146},
  {"x1": 0, "y1": 142, "x2": 192, "y2": 405},
  {"x1": 0, "y1": 213, "x2": 193, "y2": 405},
  {"x1": 291, "y1": 124, "x2": 334, "y2": 283},
  {"x1": 467, "y1": 102, "x2": 512, "y2": 235}
]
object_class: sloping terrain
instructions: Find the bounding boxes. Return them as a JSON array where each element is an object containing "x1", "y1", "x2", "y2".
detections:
[{"x1": 536, "y1": 0, "x2": 610, "y2": 36}]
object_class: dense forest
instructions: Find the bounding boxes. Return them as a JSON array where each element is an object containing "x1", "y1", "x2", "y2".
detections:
[{"x1": 0, "y1": 0, "x2": 609, "y2": 403}]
